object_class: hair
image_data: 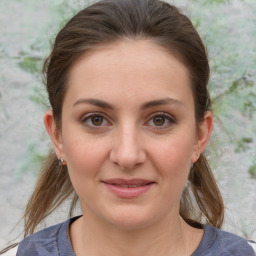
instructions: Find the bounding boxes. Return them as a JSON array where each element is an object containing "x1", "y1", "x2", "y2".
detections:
[{"x1": 1, "y1": 0, "x2": 225, "y2": 252}]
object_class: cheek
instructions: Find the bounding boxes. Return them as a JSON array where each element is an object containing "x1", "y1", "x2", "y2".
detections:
[
  {"x1": 154, "y1": 133, "x2": 194, "y2": 168},
  {"x1": 62, "y1": 131, "x2": 109, "y2": 180},
  {"x1": 62, "y1": 136, "x2": 109, "y2": 204},
  {"x1": 150, "y1": 135, "x2": 194, "y2": 191}
]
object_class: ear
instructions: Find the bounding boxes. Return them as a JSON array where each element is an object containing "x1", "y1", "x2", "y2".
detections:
[
  {"x1": 44, "y1": 110, "x2": 64, "y2": 159},
  {"x1": 192, "y1": 111, "x2": 213, "y2": 163}
]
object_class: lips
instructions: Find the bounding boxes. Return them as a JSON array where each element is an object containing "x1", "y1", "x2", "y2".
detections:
[
  {"x1": 102, "y1": 179, "x2": 155, "y2": 199},
  {"x1": 114, "y1": 184, "x2": 146, "y2": 188}
]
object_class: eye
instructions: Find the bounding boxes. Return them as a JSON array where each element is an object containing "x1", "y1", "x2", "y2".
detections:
[
  {"x1": 81, "y1": 113, "x2": 110, "y2": 128},
  {"x1": 152, "y1": 116, "x2": 166, "y2": 126},
  {"x1": 91, "y1": 115, "x2": 104, "y2": 126},
  {"x1": 146, "y1": 113, "x2": 175, "y2": 128}
]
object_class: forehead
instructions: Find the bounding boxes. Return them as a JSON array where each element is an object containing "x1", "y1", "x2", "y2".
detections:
[{"x1": 65, "y1": 39, "x2": 193, "y2": 107}]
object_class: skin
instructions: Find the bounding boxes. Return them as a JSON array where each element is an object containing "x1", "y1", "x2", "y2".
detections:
[{"x1": 44, "y1": 39, "x2": 213, "y2": 256}]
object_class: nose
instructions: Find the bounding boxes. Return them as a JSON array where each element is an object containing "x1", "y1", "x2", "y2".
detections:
[{"x1": 109, "y1": 125, "x2": 147, "y2": 170}]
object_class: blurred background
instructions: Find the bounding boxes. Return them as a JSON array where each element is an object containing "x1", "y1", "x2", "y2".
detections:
[{"x1": 0, "y1": 0, "x2": 256, "y2": 247}]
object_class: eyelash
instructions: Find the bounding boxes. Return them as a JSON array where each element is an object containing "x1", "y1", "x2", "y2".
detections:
[
  {"x1": 145, "y1": 112, "x2": 175, "y2": 129},
  {"x1": 81, "y1": 113, "x2": 111, "y2": 128},
  {"x1": 80, "y1": 112, "x2": 175, "y2": 129}
]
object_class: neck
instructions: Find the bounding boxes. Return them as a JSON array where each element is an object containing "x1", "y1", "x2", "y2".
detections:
[{"x1": 70, "y1": 212, "x2": 203, "y2": 256}]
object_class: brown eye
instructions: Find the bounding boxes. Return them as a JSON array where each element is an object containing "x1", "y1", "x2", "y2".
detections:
[
  {"x1": 91, "y1": 116, "x2": 104, "y2": 126},
  {"x1": 153, "y1": 116, "x2": 166, "y2": 126},
  {"x1": 81, "y1": 113, "x2": 109, "y2": 128},
  {"x1": 146, "y1": 113, "x2": 175, "y2": 129}
]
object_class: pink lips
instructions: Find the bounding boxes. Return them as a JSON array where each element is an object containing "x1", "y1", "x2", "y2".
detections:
[{"x1": 102, "y1": 179, "x2": 155, "y2": 199}]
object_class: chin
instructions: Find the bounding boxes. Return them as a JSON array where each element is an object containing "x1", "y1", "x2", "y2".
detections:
[{"x1": 105, "y1": 207, "x2": 160, "y2": 231}]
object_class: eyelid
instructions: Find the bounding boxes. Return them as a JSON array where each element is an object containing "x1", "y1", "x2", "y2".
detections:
[
  {"x1": 81, "y1": 112, "x2": 112, "y2": 127},
  {"x1": 145, "y1": 112, "x2": 176, "y2": 128},
  {"x1": 146, "y1": 111, "x2": 175, "y2": 121},
  {"x1": 80, "y1": 111, "x2": 175, "y2": 129}
]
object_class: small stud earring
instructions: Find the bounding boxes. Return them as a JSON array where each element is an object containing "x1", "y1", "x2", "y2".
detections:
[{"x1": 58, "y1": 157, "x2": 66, "y2": 166}]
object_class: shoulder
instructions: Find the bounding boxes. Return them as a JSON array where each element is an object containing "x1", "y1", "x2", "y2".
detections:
[
  {"x1": 16, "y1": 218, "x2": 76, "y2": 256},
  {"x1": 17, "y1": 222, "x2": 63, "y2": 256},
  {"x1": 193, "y1": 225, "x2": 256, "y2": 256}
]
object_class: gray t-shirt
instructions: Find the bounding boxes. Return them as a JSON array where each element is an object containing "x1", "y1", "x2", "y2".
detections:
[{"x1": 16, "y1": 217, "x2": 256, "y2": 256}]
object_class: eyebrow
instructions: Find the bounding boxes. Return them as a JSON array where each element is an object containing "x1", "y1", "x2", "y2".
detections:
[
  {"x1": 140, "y1": 97, "x2": 184, "y2": 110},
  {"x1": 73, "y1": 98, "x2": 114, "y2": 109},
  {"x1": 73, "y1": 97, "x2": 184, "y2": 109}
]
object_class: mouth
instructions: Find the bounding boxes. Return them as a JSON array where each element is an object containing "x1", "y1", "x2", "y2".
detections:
[
  {"x1": 102, "y1": 179, "x2": 155, "y2": 199},
  {"x1": 110, "y1": 184, "x2": 150, "y2": 188}
]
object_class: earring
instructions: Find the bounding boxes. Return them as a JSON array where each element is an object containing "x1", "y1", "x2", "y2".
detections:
[{"x1": 58, "y1": 157, "x2": 66, "y2": 166}]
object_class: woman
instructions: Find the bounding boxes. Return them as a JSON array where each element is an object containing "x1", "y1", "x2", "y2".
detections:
[{"x1": 2, "y1": 0, "x2": 256, "y2": 255}]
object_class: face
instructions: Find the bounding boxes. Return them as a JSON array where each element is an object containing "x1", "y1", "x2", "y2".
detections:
[{"x1": 45, "y1": 39, "x2": 212, "y2": 230}]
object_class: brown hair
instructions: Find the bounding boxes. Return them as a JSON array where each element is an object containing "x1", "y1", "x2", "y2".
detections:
[{"x1": 11, "y1": 0, "x2": 226, "y2": 245}]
